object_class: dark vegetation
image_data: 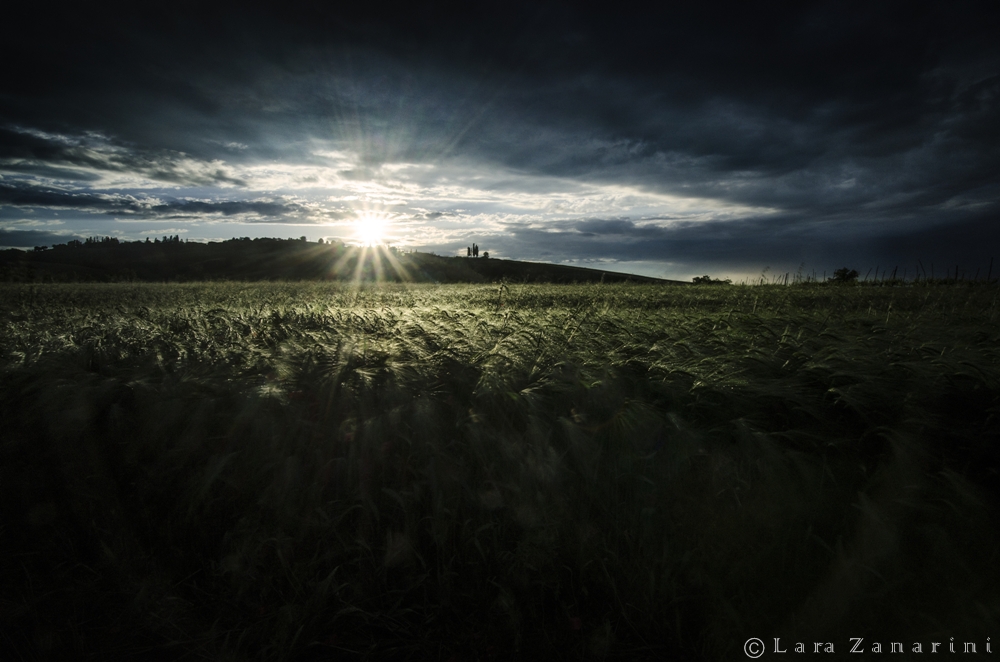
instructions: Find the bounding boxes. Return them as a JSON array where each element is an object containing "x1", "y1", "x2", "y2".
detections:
[
  {"x1": 1, "y1": 281, "x2": 998, "y2": 660},
  {"x1": 691, "y1": 275, "x2": 732, "y2": 285},
  {"x1": 0, "y1": 237, "x2": 679, "y2": 285},
  {"x1": 827, "y1": 268, "x2": 859, "y2": 284}
]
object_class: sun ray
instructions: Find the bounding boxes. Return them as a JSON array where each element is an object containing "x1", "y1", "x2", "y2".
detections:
[
  {"x1": 354, "y1": 214, "x2": 388, "y2": 247},
  {"x1": 321, "y1": 212, "x2": 415, "y2": 283}
]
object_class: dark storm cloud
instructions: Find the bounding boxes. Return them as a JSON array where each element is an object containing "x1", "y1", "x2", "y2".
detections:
[
  {"x1": 873, "y1": 212, "x2": 1000, "y2": 268},
  {"x1": 412, "y1": 210, "x2": 458, "y2": 221},
  {"x1": 1, "y1": 1, "x2": 998, "y2": 271},
  {"x1": 0, "y1": 127, "x2": 247, "y2": 187},
  {"x1": 467, "y1": 72, "x2": 1000, "y2": 218},
  {"x1": 2, "y1": 163, "x2": 104, "y2": 182},
  {"x1": 0, "y1": 228, "x2": 86, "y2": 247},
  {"x1": 496, "y1": 217, "x2": 791, "y2": 263},
  {"x1": 490, "y1": 205, "x2": 1000, "y2": 273},
  {"x1": 0, "y1": 182, "x2": 305, "y2": 221}
]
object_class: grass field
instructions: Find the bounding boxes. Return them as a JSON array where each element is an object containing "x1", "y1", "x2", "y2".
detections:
[{"x1": 2, "y1": 281, "x2": 998, "y2": 660}]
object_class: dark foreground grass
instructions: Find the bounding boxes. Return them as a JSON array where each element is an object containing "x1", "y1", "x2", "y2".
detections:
[{"x1": 1, "y1": 282, "x2": 998, "y2": 660}]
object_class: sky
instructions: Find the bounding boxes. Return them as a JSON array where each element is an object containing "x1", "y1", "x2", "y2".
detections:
[{"x1": 1, "y1": 2, "x2": 998, "y2": 281}]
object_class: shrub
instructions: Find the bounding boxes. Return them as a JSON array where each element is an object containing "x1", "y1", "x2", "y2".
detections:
[
  {"x1": 828, "y1": 268, "x2": 859, "y2": 284},
  {"x1": 692, "y1": 275, "x2": 731, "y2": 285}
]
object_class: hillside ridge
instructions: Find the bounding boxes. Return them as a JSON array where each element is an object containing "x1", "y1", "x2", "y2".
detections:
[{"x1": 0, "y1": 237, "x2": 686, "y2": 284}]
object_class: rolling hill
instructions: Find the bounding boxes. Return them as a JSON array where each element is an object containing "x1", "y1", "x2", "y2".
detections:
[{"x1": 0, "y1": 237, "x2": 687, "y2": 284}]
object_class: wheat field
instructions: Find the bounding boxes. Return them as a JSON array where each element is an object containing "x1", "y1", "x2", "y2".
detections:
[{"x1": 1, "y1": 281, "x2": 998, "y2": 660}]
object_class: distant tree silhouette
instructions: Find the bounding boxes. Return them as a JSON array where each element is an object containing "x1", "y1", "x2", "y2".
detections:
[
  {"x1": 473, "y1": 243, "x2": 479, "y2": 257},
  {"x1": 467, "y1": 246, "x2": 472, "y2": 257},
  {"x1": 85, "y1": 236, "x2": 120, "y2": 246},
  {"x1": 692, "y1": 275, "x2": 731, "y2": 285},
  {"x1": 828, "y1": 268, "x2": 859, "y2": 284},
  {"x1": 482, "y1": 251, "x2": 489, "y2": 259}
]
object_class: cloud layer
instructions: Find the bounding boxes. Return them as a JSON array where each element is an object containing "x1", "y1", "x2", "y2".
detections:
[{"x1": 1, "y1": 2, "x2": 998, "y2": 278}]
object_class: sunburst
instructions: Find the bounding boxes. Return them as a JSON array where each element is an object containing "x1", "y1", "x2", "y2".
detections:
[{"x1": 353, "y1": 214, "x2": 388, "y2": 246}]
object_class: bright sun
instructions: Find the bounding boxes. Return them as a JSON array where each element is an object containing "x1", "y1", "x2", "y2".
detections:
[{"x1": 354, "y1": 215, "x2": 387, "y2": 246}]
